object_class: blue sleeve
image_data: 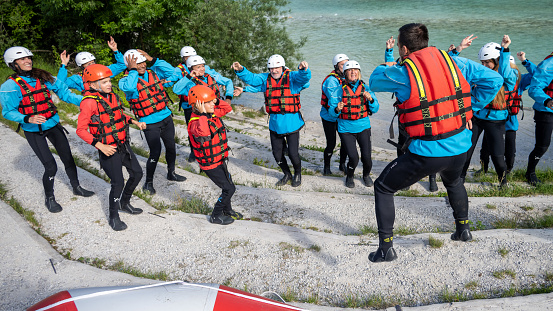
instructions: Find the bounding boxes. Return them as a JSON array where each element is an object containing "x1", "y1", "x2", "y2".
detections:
[
  {"x1": 453, "y1": 56, "x2": 503, "y2": 110},
  {"x1": 208, "y1": 69, "x2": 234, "y2": 98},
  {"x1": 290, "y1": 67, "x2": 311, "y2": 93},
  {"x1": 119, "y1": 70, "x2": 140, "y2": 100},
  {"x1": 167, "y1": 66, "x2": 186, "y2": 85},
  {"x1": 0, "y1": 80, "x2": 26, "y2": 123},
  {"x1": 107, "y1": 51, "x2": 127, "y2": 77},
  {"x1": 57, "y1": 65, "x2": 68, "y2": 82},
  {"x1": 385, "y1": 49, "x2": 395, "y2": 63},
  {"x1": 448, "y1": 49, "x2": 460, "y2": 57},
  {"x1": 322, "y1": 76, "x2": 341, "y2": 99},
  {"x1": 172, "y1": 74, "x2": 192, "y2": 95},
  {"x1": 150, "y1": 59, "x2": 175, "y2": 82},
  {"x1": 519, "y1": 73, "x2": 533, "y2": 93},
  {"x1": 524, "y1": 59, "x2": 537, "y2": 75},
  {"x1": 65, "y1": 75, "x2": 84, "y2": 91},
  {"x1": 328, "y1": 84, "x2": 343, "y2": 118},
  {"x1": 499, "y1": 48, "x2": 517, "y2": 91},
  {"x1": 235, "y1": 67, "x2": 269, "y2": 89},
  {"x1": 528, "y1": 57, "x2": 553, "y2": 107},
  {"x1": 368, "y1": 64, "x2": 411, "y2": 102},
  {"x1": 47, "y1": 77, "x2": 83, "y2": 106},
  {"x1": 244, "y1": 85, "x2": 262, "y2": 93}
]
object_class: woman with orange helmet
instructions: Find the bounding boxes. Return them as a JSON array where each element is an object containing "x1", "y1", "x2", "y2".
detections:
[
  {"x1": 187, "y1": 85, "x2": 241, "y2": 225},
  {"x1": 76, "y1": 64, "x2": 147, "y2": 231}
]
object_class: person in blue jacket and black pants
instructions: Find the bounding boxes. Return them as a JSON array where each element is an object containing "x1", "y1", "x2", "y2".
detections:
[
  {"x1": 1, "y1": 47, "x2": 95, "y2": 213},
  {"x1": 328, "y1": 60, "x2": 379, "y2": 188},
  {"x1": 368, "y1": 23, "x2": 502, "y2": 262},
  {"x1": 525, "y1": 50, "x2": 553, "y2": 185},
  {"x1": 232, "y1": 55, "x2": 311, "y2": 187},
  {"x1": 119, "y1": 49, "x2": 186, "y2": 195}
]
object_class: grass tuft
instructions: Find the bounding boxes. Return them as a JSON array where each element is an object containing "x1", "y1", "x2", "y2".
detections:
[{"x1": 428, "y1": 235, "x2": 444, "y2": 248}]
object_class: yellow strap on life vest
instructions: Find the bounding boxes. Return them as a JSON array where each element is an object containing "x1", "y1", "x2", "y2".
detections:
[
  {"x1": 403, "y1": 58, "x2": 426, "y2": 100},
  {"x1": 439, "y1": 50, "x2": 461, "y2": 90}
]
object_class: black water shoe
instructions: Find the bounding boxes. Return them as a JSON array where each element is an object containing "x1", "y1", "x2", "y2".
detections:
[
  {"x1": 224, "y1": 210, "x2": 243, "y2": 220},
  {"x1": 451, "y1": 229, "x2": 472, "y2": 242},
  {"x1": 291, "y1": 173, "x2": 302, "y2": 187},
  {"x1": 345, "y1": 176, "x2": 355, "y2": 188},
  {"x1": 323, "y1": 166, "x2": 332, "y2": 176},
  {"x1": 526, "y1": 172, "x2": 541, "y2": 186},
  {"x1": 109, "y1": 216, "x2": 127, "y2": 231},
  {"x1": 45, "y1": 196, "x2": 62, "y2": 213},
  {"x1": 363, "y1": 175, "x2": 373, "y2": 187},
  {"x1": 143, "y1": 182, "x2": 156, "y2": 195},
  {"x1": 167, "y1": 171, "x2": 187, "y2": 182},
  {"x1": 429, "y1": 176, "x2": 438, "y2": 192},
  {"x1": 120, "y1": 202, "x2": 143, "y2": 215},
  {"x1": 368, "y1": 247, "x2": 397, "y2": 263},
  {"x1": 276, "y1": 173, "x2": 292, "y2": 186},
  {"x1": 209, "y1": 214, "x2": 234, "y2": 225},
  {"x1": 73, "y1": 186, "x2": 95, "y2": 197}
]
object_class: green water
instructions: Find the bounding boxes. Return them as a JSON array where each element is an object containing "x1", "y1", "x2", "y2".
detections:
[{"x1": 234, "y1": 0, "x2": 553, "y2": 121}]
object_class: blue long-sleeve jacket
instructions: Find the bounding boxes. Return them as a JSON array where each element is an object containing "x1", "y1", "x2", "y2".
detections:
[
  {"x1": 57, "y1": 51, "x2": 126, "y2": 92},
  {"x1": 235, "y1": 66, "x2": 311, "y2": 135},
  {"x1": 474, "y1": 47, "x2": 516, "y2": 121},
  {"x1": 528, "y1": 54, "x2": 553, "y2": 114},
  {"x1": 328, "y1": 79, "x2": 379, "y2": 133},
  {"x1": 320, "y1": 72, "x2": 342, "y2": 122},
  {"x1": 1, "y1": 70, "x2": 83, "y2": 132},
  {"x1": 506, "y1": 59, "x2": 537, "y2": 131},
  {"x1": 172, "y1": 68, "x2": 234, "y2": 110},
  {"x1": 369, "y1": 52, "x2": 503, "y2": 157},
  {"x1": 118, "y1": 58, "x2": 174, "y2": 124}
]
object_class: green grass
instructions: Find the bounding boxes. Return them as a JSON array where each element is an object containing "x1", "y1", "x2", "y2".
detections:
[
  {"x1": 172, "y1": 196, "x2": 211, "y2": 215},
  {"x1": 358, "y1": 225, "x2": 378, "y2": 235},
  {"x1": 301, "y1": 144, "x2": 325, "y2": 152},
  {"x1": 242, "y1": 109, "x2": 265, "y2": 119},
  {"x1": 428, "y1": 235, "x2": 444, "y2": 248},
  {"x1": 109, "y1": 261, "x2": 169, "y2": 281},
  {"x1": 77, "y1": 257, "x2": 106, "y2": 268},
  {"x1": 0, "y1": 182, "x2": 40, "y2": 228},
  {"x1": 464, "y1": 281, "x2": 479, "y2": 290},
  {"x1": 520, "y1": 206, "x2": 534, "y2": 211},
  {"x1": 498, "y1": 247, "x2": 510, "y2": 257},
  {"x1": 307, "y1": 244, "x2": 321, "y2": 252},
  {"x1": 440, "y1": 287, "x2": 469, "y2": 303},
  {"x1": 493, "y1": 214, "x2": 553, "y2": 229},
  {"x1": 493, "y1": 269, "x2": 516, "y2": 279},
  {"x1": 485, "y1": 203, "x2": 497, "y2": 209}
]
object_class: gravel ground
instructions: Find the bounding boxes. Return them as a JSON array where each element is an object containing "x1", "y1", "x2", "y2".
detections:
[{"x1": 1, "y1": 105, "x2": 553, "y2": 310}]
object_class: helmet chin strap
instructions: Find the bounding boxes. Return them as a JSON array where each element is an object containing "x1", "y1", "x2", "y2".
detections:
[{"x1": 12, "y1": 63, "x2": 32, "y2": 77}]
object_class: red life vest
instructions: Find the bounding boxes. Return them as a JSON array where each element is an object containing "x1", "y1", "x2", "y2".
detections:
[
  {"x1": 176, "y1": 64, "x2": 189, "y2": 103},
  {"x1": 543, "y1": 52, "x2": 553, "y2": 98},
  {"x1": 78, "y1": 72, "x2": 92, "y2": 93},
  {"x1": 506, "y1": 79, "x2": 523, "y2": 115},
  {"x1": 339, "y1": 81, "x2": 371, "y2": 120},
  {"x1": 264, "y1": 69, "x2": 301, "y2": 114},
  {"x1": 188, "y1": 114, "x2": 229, "y2": 166},
  {"x1": 320, "y1": 71, "x2": 343, "y2": 110},
  {"x1": 83, "y1": 93, "x2": 129, "y2": 147},
  {"x1": 190, "y1": 73, "x2": 221, "y2": 100},
  {"x1": 11, "y1": 76, "x2": 57, "y2": 119},
  {"x1": 398, "y1": 47, "x2": 472, "y2": 140},
  {"x1": 128, "y1": 69, "x2": 168, "y2": 118}
]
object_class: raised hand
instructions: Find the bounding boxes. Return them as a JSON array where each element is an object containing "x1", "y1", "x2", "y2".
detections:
[
  {"x1": 60, "y1": 50, "x2": 70, "y2": 66},
  {"x1": 107, "y1": 36, "x2": 118, "y2": 52},
  {"x1": 386, "y1": 36, "x2": 396, "y2": 50}
]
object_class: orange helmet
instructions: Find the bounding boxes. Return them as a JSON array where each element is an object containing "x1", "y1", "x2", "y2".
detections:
[
  {"x1": 188, "y1": 85, "x2": 216, "y2": 105},
  {"x1": 82, "y1": 64, "x2": 112, "y2": 83}
]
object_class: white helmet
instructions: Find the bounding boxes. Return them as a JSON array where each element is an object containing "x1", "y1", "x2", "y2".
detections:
[
  {"x1": 509, "y1": 55, "x2": 515, "y2": 64},
  {"x1": 332, "y1": 54, "x2": 349, "y2": 66},
  {"x1": 180, "y1": 46, "x2": 197, "y2": 58},
  {"x1": 343, "y1": 60, "x2": 361, "y2": 71},
  {"x1": 478, "y1": 42, "x2": 501, "y2": 61},
  {"x1": 4, "y1": 46, "x2": 33, "y2": 67},
  {"x1": 186, "y1": 55, "x2": 206, "y2": 68},
  {"x1": 267, "y1": 54, "x2": 285, "y2": 69},
  {"x1": 75, "y1": 52, "x2": 96, "y2": 67},
  {"x1": 123, "y1": 49, "x2": 147, "y2": 66}
]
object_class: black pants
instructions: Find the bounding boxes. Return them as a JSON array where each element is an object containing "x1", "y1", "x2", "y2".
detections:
[
  {"x1": 375, "y1": 151, "x2": 468, "y2": 240},
  {"x1": 100, "y1": 144, "x2": 143, "y2": 218},
  {"x1": 321, "y1": 117, "x2": 346, "y2": 165},
  {"x1": 143, "y1": 116, "x2": 177, "y2": 181},
  {"x1": 338, "y1": 128, "x2": 372, "y2": 176},
  {"x1": 397, "y1": 129, "x2": 436, "y2": 181},
  {"x1": 480, "y1": 129, "x2": 517, "y2": 171},
  {"x1": 204, "y1": 162, "x2": 235, "y2": 217},
  {"x1": 270, "y1": 130, "x2": 301, "y2": 175},
  {"x1": 25, "y1": 125, "x2": 79, "y2": 197},
  {"x1": 527, "y1": 110, "x2": 553, "y2": 174},
  {"x1": 462, "y1": 117, "x2": 507, "y2": 181},
  {"x1": 183, "y1": 108, "x2": 194, "y2": 155}
]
